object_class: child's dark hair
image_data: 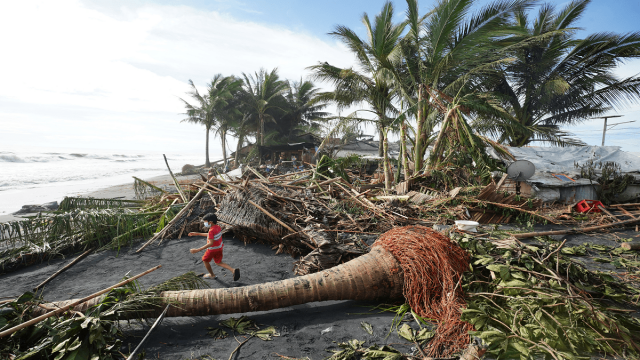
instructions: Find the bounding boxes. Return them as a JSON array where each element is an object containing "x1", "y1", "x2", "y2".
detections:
[{"x1": 202, "y1": 213, "x2": 218, "y2": 224}]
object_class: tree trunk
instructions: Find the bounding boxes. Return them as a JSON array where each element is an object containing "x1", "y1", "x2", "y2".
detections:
[
  {"x1": 205, "y1": 126, "x2": 211, "y2": 168},
  {"x1": 413, "y1": 85, "x2": 424, "y2": 175},
  {"x1": 377, "y1": 125, "x2": 384, "y2": 157},
  {"x1": 234, "y1": 133, "x2": 244, "y2": 168},
  {"x1": 260, "y1": 114, "x2": 265, "y2": 146},
  {"x1": 221, "y1": 127, "x2": 228, "y2": 169},
  {"x1": 429, "y1": 107, "x2": 454, "y2": 169},
  {"x1": 401, "y1": 121, "x2": 409, "y2": 181},
  {"x1": 36, "y1": 248, "x2": 404, "y2": 319},
  {"x1": 382, "y1": 127, "x2": 392, "y2": 190}
]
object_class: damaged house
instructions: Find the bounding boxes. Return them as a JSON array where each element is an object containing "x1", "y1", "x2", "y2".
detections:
[{"x1": 492, "y1": 146, "x2": 640, "y2": 204}]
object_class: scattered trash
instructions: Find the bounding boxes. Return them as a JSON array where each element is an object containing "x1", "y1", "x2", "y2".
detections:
[{"x1": 321, "y1": 326, "x2": 333, "y2": 335}]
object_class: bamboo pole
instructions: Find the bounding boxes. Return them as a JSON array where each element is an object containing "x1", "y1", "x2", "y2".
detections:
[
  {"x1": 266, "y1": 169, "x2": 312, "y2": 181},
  {"x1": 247, "y1": 200, "x2": 296, "y2": 233},
  {"x1": 33, "y1": 248, "x2": 93, "y2": 291},
  {"x1": 163, "y1": 154, "x2": 188, "y2": 203},
  {"x1": 246, "y1": 165, "x2": 267, "y2": 181},
  {"x1": 126, "y1": 304, "x2": 170, "y2": 360},
  {"x1": 0, "y1": 265, "x2": 161, "y2": 338},
  {"x1": 513, "y1": 217, "x2": 640, "y2": 239}
]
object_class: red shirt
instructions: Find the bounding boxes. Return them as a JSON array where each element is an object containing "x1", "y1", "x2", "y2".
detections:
[{"x1": 207, "y1": 225, "x2": 223, "y2": 250}]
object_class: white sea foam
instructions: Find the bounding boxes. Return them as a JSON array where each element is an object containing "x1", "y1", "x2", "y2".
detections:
[{"x1": 0, "y1": 146, "x2": 218, "y2": 214}]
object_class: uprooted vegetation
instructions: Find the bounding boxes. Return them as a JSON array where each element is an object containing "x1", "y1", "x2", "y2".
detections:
[{"x1": 2, "y1": 158, "x2": 640, "y2": 359}]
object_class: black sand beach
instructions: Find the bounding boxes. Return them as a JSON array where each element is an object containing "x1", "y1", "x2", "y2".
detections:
[
  {"x1": 0, "y1": 229, "x2": 410, "y2": 360},
  {"x1": 0, "y1": 175, "x2": 413, "y2": 359}
]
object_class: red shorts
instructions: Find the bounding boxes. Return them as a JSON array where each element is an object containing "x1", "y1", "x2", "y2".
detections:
[{"x1": 202, "y1": 248, "x2": 223, "y2": 264}]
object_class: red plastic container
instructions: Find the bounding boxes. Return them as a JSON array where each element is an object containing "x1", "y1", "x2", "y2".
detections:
[{"x1": 575, "y1": 200, "x2": 604, "y2": 213}]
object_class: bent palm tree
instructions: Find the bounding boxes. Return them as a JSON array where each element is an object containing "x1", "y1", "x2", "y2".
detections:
[
  {"x1": 475, "y1": 0, "x2": 640, "y2": 146},
  {"x1": 394, "y1": 0, "x2": 533, "y2": 173}
]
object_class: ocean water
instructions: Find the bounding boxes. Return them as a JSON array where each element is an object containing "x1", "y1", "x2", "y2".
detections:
[{"x1": 0, "y1": 147, "x2": 215, "y2": 215}]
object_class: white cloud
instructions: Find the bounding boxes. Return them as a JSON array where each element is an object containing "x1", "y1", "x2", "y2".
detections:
[{"x1": 0, "y1": 0, "x2": 354, "y2": 153}]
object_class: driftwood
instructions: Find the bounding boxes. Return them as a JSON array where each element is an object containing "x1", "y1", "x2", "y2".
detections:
[
  {"x1": 0, "y1": 265, "x2": 161, "y2": 338},
  {"x1": 33, "y1": 248, "x2": 93, "y2": 291}
]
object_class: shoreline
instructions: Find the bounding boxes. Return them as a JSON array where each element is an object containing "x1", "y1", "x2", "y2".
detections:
[{"x1": 0, "y1": 173, "x2": 202, "y2": 223}]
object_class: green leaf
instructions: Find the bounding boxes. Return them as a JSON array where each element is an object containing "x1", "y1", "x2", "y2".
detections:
[
  {"x1": 67, "y1": 338, "x2": 82, "y2": 351},
  {"x1": 486, "y1": 264, "x2": 510, "y2": 280},
  {"x1": 206, "y1": 327, "x2": 228, "y2": 340},
  {"x1": 253, "y1": 326, "x2": 280, "y2": 341},
  {"x1": 511, "y1": 340, "x2": 530, "y2": 356},
  {"x1": 361, "y1": 321, "x2": 374, "y2": 335},
  {"x1": 397, "y1": 324, "x2": 415, "y2": 341},
  {"x1": 415, "y1": 328, "x2": 434, "y2": 341},
  {"x1": 63, "y1": 345, "x2": 90, "y2": 360},
  {"x1": 17, "y1": 292, "x2": 34, "y2": 304},
  {"x1": 52, "y1": 338, "x2": 71, "y2": 353}
]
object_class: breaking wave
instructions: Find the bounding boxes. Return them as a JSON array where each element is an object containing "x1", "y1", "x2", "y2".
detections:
[{"x1": 0, "y1": 151, "x2": 148, "y2": 163}]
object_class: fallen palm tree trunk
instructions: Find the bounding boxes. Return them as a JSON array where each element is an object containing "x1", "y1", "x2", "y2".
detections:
[{"x1": 35, "y1": 226, "x2": 471, "y2": 357}]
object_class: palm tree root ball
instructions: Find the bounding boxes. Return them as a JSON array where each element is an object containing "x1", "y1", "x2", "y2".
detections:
[{"x1": 40, "y1": 225, "x2": 472, "y2": 357}]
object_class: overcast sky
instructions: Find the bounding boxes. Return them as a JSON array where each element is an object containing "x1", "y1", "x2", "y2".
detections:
[{"x1": 0, "y1": 0, "x2": 639, "y2": 156}]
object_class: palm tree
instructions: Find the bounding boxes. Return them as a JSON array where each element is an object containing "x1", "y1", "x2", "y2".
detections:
[
  {"x1": 180, "y1": 79, "x2": 215, "y2": 167},
  {"x1": 309, "y1": 1, "x2": 405, "y2": 189},
  {"x1": 394, "y1": 0, "x2": 533, "y2": 173},
  {"x1": 180, "y1": 75, "x2": 242, "y2": 167},
  {"x1": 241, "y1": 68, "x2": 289, "y2": 146},
  {"x1": 209, "y1": 76, "x2": 244, "y2": 169},
  {"x1": 281, "y1": 79, "x2": 330, "y2": 141},
  {"x1": 475, "y1": 0, "x2": 640, "y2": 147},
  {"x1": 230, "y1": 113, "x2": 255, "y2": 167}
]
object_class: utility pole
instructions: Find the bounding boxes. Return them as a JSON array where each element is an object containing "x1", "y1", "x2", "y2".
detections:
[{"x1": 593, "y1": 115, "x2": 623, "y2": 146}]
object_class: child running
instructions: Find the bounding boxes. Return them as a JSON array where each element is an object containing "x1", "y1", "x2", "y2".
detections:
[{"x1": 188, "y1": 213, "x2": 240, "y2": 281}]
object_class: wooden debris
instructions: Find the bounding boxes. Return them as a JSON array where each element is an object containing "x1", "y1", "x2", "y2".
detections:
[
  {"x1": 513, "y1": 217, "x2": 640, "y2": 239},
  {"x1": 33, "y1": 248, "x2": 93, "y2": 291},
  {"x1": 0, "y1": 265, "x2": 161, "y2": 338}
]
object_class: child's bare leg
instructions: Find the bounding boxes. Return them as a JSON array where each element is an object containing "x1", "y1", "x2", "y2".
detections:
[
  {"x1": 215, "y1": 261, "x2": 234, "y2": 272},
  {"x1": 216, "y1": 261, "x2": 240, "y2": 281},
  {"x1": 203, "y1": 261, "x2": 216, "y2": 278}
]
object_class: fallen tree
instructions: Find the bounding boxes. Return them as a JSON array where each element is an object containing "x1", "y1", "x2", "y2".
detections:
[{"x1": 34, "y1": 226, "x2": 471, "y2": 358}]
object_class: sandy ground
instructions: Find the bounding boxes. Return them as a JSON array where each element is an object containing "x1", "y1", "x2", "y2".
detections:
[{"x1": 0, "y1": 234, "x2": 412, "y2": 359}]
